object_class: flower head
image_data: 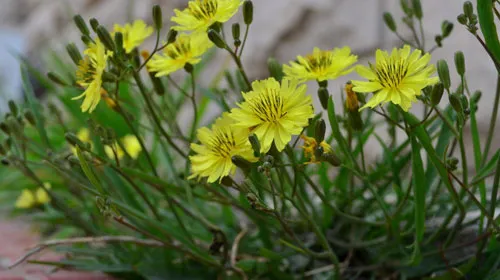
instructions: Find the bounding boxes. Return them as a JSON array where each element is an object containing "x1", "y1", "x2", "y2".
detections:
[
  {"x1": 171, "y1": 0, "x2": 242, "y2": 32},
  {"x1": 301, "y1": 135, "x2": 332, "y2": 164},
  {"x1": 230, "y1": 78, "x2": 314, "y2": 153},
  {"x1": 283, "y1": 47, "x2": 357, "y2": 82},
  {"x1": 351, "y1": 45, "x2": 439, "y2": 112},
  {"x1": 113, "y1": 20, "x2": 153, "y2": 53},
  {"x1": 73, "y1": 39, "x2": 110, "y2": 113},
  {"x1": 189, "y1": 113, "x2": 257, "y2": 183},
  {"x1": 148, "y1": 33, "x2": 213, "y2": 77}
]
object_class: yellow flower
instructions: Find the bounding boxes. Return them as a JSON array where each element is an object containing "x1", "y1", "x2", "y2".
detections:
[
  {"x1": 73, "y1": 39, "x2": 110, "y2": 113},
  {"x1": 105, "y1": 135, "x2": 142, "y2": 160},
  {"x1": 345, "y1": 82, "x2": 359, "y2": 112},
  {"x1": 230, "y1": 78, "x2": 314, "y2": 153},
  {"x1": 283, "y1": 47, "x2": 357, "y2": 82},
  {"x1": 113, "y1": 20, "x2": 153, "y2": 53},
  {"x1": 15, "y1": 183, "x2": 51, "y2": 209},
  {"x1": 189, "y1": 113, "x2": 257, "y2": 183},
  {"x1": 148, "y1": 33, "x2": 213, "y2": 77},
  {"x1": 351, "y1": 45, "x2": 439, "y2": 112},
  {"x1": 301, "y1": 135, "x2": 332, "y2": 164},
  {"x1": 171, "y1": 0, "x2": 242, "y2": 32}
]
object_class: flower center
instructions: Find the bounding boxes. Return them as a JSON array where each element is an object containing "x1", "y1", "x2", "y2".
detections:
[
  {"x1": 166, "y1": 38, "x2": 191, "y2": 59},
  {"x1": 304, "y1": 51, "x2": 333, "y2": 74},
  {"x1": 374, "y1": 59, "x2": 409, "y2": 89},
  {"x1": 190, "y1": 0, "x2": 218, "y2": 21},
  {"x1": 208, "y1": 129, "x2": 236, "y2": 158},
  {"x1": 247, "y1": 88, "x2": 286, "y2": 123},
  {"x1": 76, "y1": 57, "x2": 96, "y2": 85}
]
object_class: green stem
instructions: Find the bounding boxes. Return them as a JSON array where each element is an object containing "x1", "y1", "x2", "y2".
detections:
[{"x1": 482, "y1": 75, "x2": 500, "y2": 165}]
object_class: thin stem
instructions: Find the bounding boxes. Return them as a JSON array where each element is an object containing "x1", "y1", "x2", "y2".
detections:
[
  {"x1": 189, "y1": 71, "x2": 198, "y2": 141},
  {"x1": 238, "y1": 24, "x2": 250, "y2": 58},
  {"x1": 482, "y1": 75, "x2": 500, "y2": 165},
  {"x1": 226, "y1": 47, "x2": 252, "y2": 90}
]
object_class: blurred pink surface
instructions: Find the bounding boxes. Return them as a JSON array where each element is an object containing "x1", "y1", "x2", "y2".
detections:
[{"x1": 0, "y1": 218, "x2": 111, "y2": 280}]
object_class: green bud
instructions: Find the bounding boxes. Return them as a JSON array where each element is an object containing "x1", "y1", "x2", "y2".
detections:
[
  {"x1": 318, "y1": 80, "x2": 328, "y2": 88},
  {"x1": 441, "y1": 20, "x2": 454, "y2": 38},
  {"x1": 314, "y1": 146, "x2": 324, "y2": 161},
  {"x1": 459, "y1": 94, "x2": 469, "y2": 110},
  {"x1": 220, "y1": 176, "x2": 234, "y2": 187},
  {"x1": 248, "y1": 134, "x2": 261, "y2": 157},
  {"x1": 65, "y1": 132, "x2": 86, "y2": 149},
  {"x1": 232, "y1": 23, "x2": 240, "y2": 40},
  {"x1": 318, "y1": 87, "x2": 329, "y2": 110},
  {"x1": 471, "y1": 90, "x2": 482, "y2": 103},
  {"x1": 207, "y1": 29, "x2": 227, "y2": 49},
  {"x1": 267, "y1": 57, "x2": 284, "y2": 81},
  {"x1": 6, "y1": 117, "x2": 21, "y2": 135},
  {"x1": 463, "y1": 1, "x2": 474, "y2": 19},
  {"x1": 152, "y1": 5, "x2": 162, "y2": 30},
  {"x1": 232, "y1": 155, "x2": 253, "y2": 171},
  {"x1": 315, "y1": 119, "x2": 326, "y2": 143},
  {"x1": 114, "y1": 32, "x2": 124, "y2": 54},
  {"x1": 8, "y1": 100, "x2": 18, "y2": 116},
  {"x1": 89, "y1": 18, "x2": 99, "y2": 32},
  {"x1": 184, "y1": 63, "x2": 194, "y2": 73},
  {"x1": 400, "y1": 0, "x2": 412, "y2": 15},
  {"x1": 322, "y1": 152, "x2": 341, "y2": 167},
  {"x1": 96, "y1": 25, "x2": 115, "y2": 51},
  {"x1": 81, "y1": 35, "x2": 92, "y2": 45},
  {"x1": 435, "y1": 35, "x2": 443, "y2": 47},
  {"x1": 23, "y1": 110, "x2": 36, "y2": 126},
  {"x1": 47, "y1": 72, "x2": 68, "y2": 86},
  {"x1": 348, "y1": 111, "x2": 363, "y2": 131},
  {"x1": 449, "y1": 93, "x2": 463, "y2": 113},
  {"x1": 224, "y1": 70, "x2": 236, "y2": 90},
  {"x1": 67, "y1": 155, "x2": 80, "y2": 166},
  {"x1": 446, "y1": 157, "x2": 459, "y2": 171},
  {"x1": 411, "y1": 0, "x2": 423, "y2": 19},
  {"x1": 66, "y1": 43, "x2": 82, "y2": 65},
  {"x1": 383, "y1": 12, "x2": 397, "y2": 32},
  {"x1": 430, "y1": 82, "x2": 444, "y2": 106},
  {"x1": 437, "y1": 60, "x2": 450, "y2": 90},
  {"x1": 454, "y1": 51, "x2": 465, "y2": 76},
  {"x1": 457, "y1": 14, "x2": 468, "y2": 25},
  {"x1": 243, "y1": 0, "x2": 253, "y2": 25},
  {"x1": 167, "y1": 29, "x2": 178, "y2": 44},
  {"x1": 73, "y1": 15, "x2": 90, "y2": 35},
  {"x1": 0, "y1": 122, "x2": 10, "y2": 135}
]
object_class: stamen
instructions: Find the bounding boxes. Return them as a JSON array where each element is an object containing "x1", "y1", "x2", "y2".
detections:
[
  {"x1": 375, "y1": 57, "x2": 409, "y2": 89},
  {"x1": 247, "y1": 88, "x2": 286, "y2": 123},
  {"x1": 304, "y1": 51, "x2": 333, "y2": 74},
  {"x1": 208, "y1": 128, "x2": 236, "y2": 158},
  {"x1": 190, "y1": 0, "x2": 218, "y2": 20}
]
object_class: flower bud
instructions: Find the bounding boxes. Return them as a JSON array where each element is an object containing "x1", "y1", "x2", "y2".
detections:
[
  {"x1": 459, "y1": 94, "x2": 469, "y2": 110},
  {"x1": 232, "y1": 155, "x2": 253, "y2": 171},
  {"x1": 345, "y1": 82, "x2": 359, "y2": 112},
  {"x1": 315, "y1": 119, "x2": 326, "y2": 143},
  {"x1": 446, "y1": 157, "x2": 459, "y2": 171},
  {"x1": 441, "y1": 20, "x2": 454, "y2": 38},
  {"x1": 81, "y1": 35, "x2": 92, "y2": 45},
  {"x1": 437, "y1": 60, "x2": 450, "y2": 90},
  {"x1": 207, "y1": 29, "x2": 227, "y2": 49},
  {"x1": 248, "y1": 134, "x2": 261, "y2": 157},
  {"x1": 267, "y1": 57, "x2": 283, "y2": 81},
  {"x1": 89, "y1": 18, "x2": 99, "y2": 32},
  {"x1": 47, "y1": 72, "x2": 68, "y2": 86},
  {"x1": 322, "y1": 152, "x2": 341, "y2": 167},
  {"x1": 73, "y1": 15, "x2": 90, "y2": 35},
  {"x1": 318, "y1": 87, "x2": 329, "y2": 110},
  {"x1": 457, "y1": 14, "x2": 467, "y2": 25},
  {"x1": 114, "y1": 32, "x2": 124, "y2": 55},
  {"x1": 232, "y1": 23, "x2": 240, "y2": 40},
  {"x1": 383, "y1": 12, "x2": 397, "y2": 32},
  {"x1": 152, "y1": 5, "x2": 162, "y2": 30},
  {"x1": 96, "y1": 25, "x2": 115, "y2": 52},
  {"x1": 65, "y1": 132, "x2": 86, "y2": 149},
  {"x1": 348, "y1": 111, "x2": 363, "y2": 131},
  {"x1": 400, "y1": 0, "x2": 412, "y2": 15},
  {"x1": 314, "y1": 146, "x2": 324, "y2": 161},
  {"x1": 449, "y1": 93, "x2": 463, "y2": 114},
  {"x1": 184, "y1": 62, "x2": 194, "y2": 73},
  {"x1": 220, "y1": 176, "x2": 234, "y2": 187},
  {"x1": 454, "y1": 51, "x2": 465, "y2": 76},
  {"x1": 149, "y1": 72, "x2": 165, "y2": 96},
  {"x1": 435, "y1": 35, "x2": 443, "y2": 47},
  {"x1": 411, "y1": 0, "x2": 423, "y2": 19},
  {"x1": 243, "y1": 0, "x2": 253, "y2": 25},
  {"x1": 167, "y1": 29, "x2": 178, "y2": 44},
  {"x1": 471, "y1": 90, "x2": 482, "y2": 104},
  {"x1": 8, "y1": 100, "x2": 18, "y2": 116},
  {"x1": 430, "y1": 82, "x2": 444, "y2": 106},
  {"x1": 0, "y1": 122, "x2": 10, "y2": 135},
  {"x1": 463, "y1": 1, "x2": 474, "y2": 19},
  {"x1": 66, "y1": 43, "x2": 82, "y2": 65},
  {"x1": 23, "y1": 109, "x2": 36, "y2": 126}
]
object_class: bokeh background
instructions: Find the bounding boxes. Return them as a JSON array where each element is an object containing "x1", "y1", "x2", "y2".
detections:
[{"x1": 0, "y1": 0, "x2": 498, "y2": 277}]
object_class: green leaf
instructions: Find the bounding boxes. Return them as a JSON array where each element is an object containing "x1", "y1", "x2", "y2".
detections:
[
  {"x1": 75, "y1": 147, "x2": 105, "y2": 194},
  {"x1": 21, "y1": 65, "x2": 51, "y2": 149},
  {"x1": 472, "y1": 150, "x2": 500, "y2": 184},
  {"x1": 410, "y1": 136, "x2": 425, "y2": 264},
  {"x1": 478, "y1": 0, "x2": 500, "y2": 68},
  {"x1": 470, "y1": 99, "x2": 487, "y2": 231}
]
